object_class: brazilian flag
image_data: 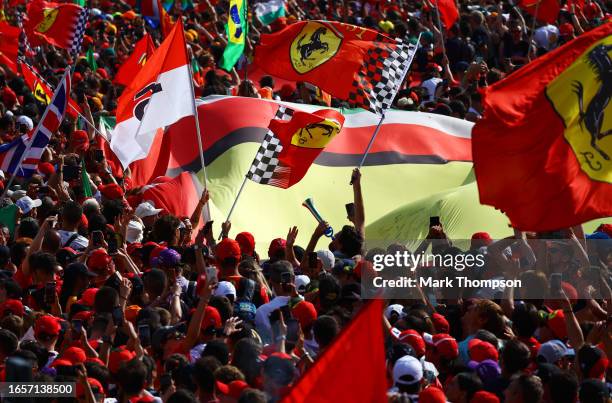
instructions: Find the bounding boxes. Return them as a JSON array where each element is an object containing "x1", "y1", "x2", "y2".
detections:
[{"x1": 220, "y1": 0, "x2": 247, "y2": 71}]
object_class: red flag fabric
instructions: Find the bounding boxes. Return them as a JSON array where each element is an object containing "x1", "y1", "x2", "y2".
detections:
[
  {"x1": 247, "y1": 108, "x2": 345, "y2": 188},
  {"x1": 0, "y1": 22, "x2": 20, "y2": 72},
  {"x1": 129, "y1": 128, "x2": 172, "y2": 187},
  {"x1": 472, "y1": 23, "x2": 612, "y2": 231},
  {"x1": 114, "y1": 34, "x2": 156, "y2": 87},
  {"x1": 254, "y1": 21, "x2": 417, "y2": 115},
  {"x1": 110, "y1": 22, "x2": 194, "y2": 168},
  {"x1": 281, "y1": 299, "x2": 386, "y2": 403},
  {"x1": 24, "y1": 0, "x2": 85, "y2": 49},
  {"x1": 20, "y1": 62, "x2": 81, "y2": 119},
  {"x1": 436, "y1": 0, "x2": 459, "y2": 30},
  {"x1": 518, "y1": 0, "x2": 561, "y2": 24},
  {"x1": 140, "y1": 171, "x2": 203, "y2": 222}
]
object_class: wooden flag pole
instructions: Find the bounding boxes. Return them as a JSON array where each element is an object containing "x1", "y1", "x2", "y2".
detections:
[
  {"x1": 434, "y1": 0, "x2": 447, "y2": 58},
  {"x1": 528, "y1": 0, "x2": 541, "y2": 61}
]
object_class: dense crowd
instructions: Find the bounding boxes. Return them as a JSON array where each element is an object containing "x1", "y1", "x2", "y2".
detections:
[{"x1": 0, "y1": 0, "x2": 610, "y2": 402}]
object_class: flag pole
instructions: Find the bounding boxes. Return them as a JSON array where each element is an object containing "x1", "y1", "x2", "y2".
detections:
[
  {"x1": 218, "y1": 176, "x2": 248, "y2": 239},
  {"x1": 527, "y1": 0, "x2": 541, "y2": 61},
  {"x1": 434, "y1": 0, "x2": 447, "y2": 58},
  {"x1": 352, "y1": 34, "x2": 421, "y2": 181}
]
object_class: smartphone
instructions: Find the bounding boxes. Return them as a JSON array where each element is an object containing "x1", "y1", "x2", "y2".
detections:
[
  {"x1": 138, "y1": 324, "x2": 151, "y2": 347},
  {"x1": 92, "y1": 230, "x2": 104, "y2": 248},
  {"x1": 107, "y1": 235, "x2": 118, "y2": 255},
  {"x1": 475, "y1": 56, "x2": 483, "y2": 64},
  {"x1": 205, "y1": 266, "x2": 218, "y2": 284},
  {"x1": 62, "y1": 165, "x2": 79, "y2": 181},
  {"x1": 429, "y1": 216, "x2": 441, "y2": 227},
  {"x1": 308, "y1": 252, "x2": 318, "y2": 268},
  {"x1": 44, "y1": 281, "x2": 56, "y2": 305},
  {"x1": 286, "y1": 318, "x2": 300, "y2": 344},
  {"x1": 550, "y1": 273, "x2": 563, "y2": 296},
  {"x1": 345, "y1": 202, "x2": 355, "y2": 218},
  {"x1": 72, "y1": 319, "x2": 83, "y2": 333},
  {"x1": 93, "y1": 149, "x2": 105, "y2": 163},
  {"x1": 111, "y1": 306, "x2": 124, "y2": 326}
]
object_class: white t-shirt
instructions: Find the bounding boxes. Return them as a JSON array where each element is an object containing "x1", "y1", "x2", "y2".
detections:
[
  {"x1": 534, "y1": 25, "x2": 559, "y2": 51},
  {"x1": 58, "y1": 230, "x2": 89, "y2": 250}
]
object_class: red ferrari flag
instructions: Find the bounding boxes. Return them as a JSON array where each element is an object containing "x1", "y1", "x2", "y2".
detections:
[
  {"x1": 113, "y1": 34, "x2": 156, "y2": 86},
  {"x1": 19, "y1": 62, "x2": 81, "y2": 119},
  {"x1": 281, "y1": 299, "x2": 386, "y2": 403},
  {"x1": 254, "y1": 21, "x2": 419, "y2": 115},
  {"x1": 0, "y1": 22, "x2": 20, "y2": 72},
  {"x1": 518, "y1": 0, "x2": 561, "y2": 24},
  {"x1": 24, "y1": 0, "x2": 88, "y2": 50},
  {"x1": 246, "y1": 105, "x2": 345, "y2": 189},
  {"x1": 472, "y1": 23, "x2": 612, "y2": 231}
]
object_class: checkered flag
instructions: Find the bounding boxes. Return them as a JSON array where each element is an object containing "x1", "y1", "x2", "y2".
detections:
[
  {"x1": 69, "y1": 7, "x2": 89, "y2": 62},
  {"x1": 16, "y1": 12, "x2": 34, "y2": 60},
  {"x1": 347, "y1": 36, "x2": 420, "y2": 115},
  {"x1": 246, "y1": 105, "x2": 294, "y2": 187}
]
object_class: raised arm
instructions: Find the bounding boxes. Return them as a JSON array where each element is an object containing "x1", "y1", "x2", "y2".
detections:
[{"x1": 351, "y1": 168, "x2": 365, "y2": 237}]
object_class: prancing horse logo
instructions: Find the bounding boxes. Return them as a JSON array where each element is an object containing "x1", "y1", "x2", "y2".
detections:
[
  {"x1": 290, "y1": 22, "x2": 342, "y2": 74},
  {"x1": 546, "y1": 37, "x2": 611, "y2": 184}
]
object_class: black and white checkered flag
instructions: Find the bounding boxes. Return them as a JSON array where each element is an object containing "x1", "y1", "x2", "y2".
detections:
[
  {"x1": 347, "y1": 35, "x2": 420, "y2": 116},
  {"x1": 246, "y1": 106, "x2": 294, "y2": 186},
  {"x1": 69, "y1": 8, "x2": 89, "y2": 62},
  {"x1": 16, "y1": 12, "x2": 34, "y2": 60}
]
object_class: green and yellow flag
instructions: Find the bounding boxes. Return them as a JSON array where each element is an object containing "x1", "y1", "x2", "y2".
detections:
[
  {"x1": 86, "y1": 47, "x2": 97, "y2": 71},
  {"x1": 220, "y1": 0, "x2": 247, "y2": 71}
]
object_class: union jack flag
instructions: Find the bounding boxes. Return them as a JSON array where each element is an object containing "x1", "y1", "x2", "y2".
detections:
[{"x1": 0, "y1": 69, "x2": 70, "y2": 177}]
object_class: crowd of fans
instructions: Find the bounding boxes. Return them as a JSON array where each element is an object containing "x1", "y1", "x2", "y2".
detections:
[{"x1": 0, "y1": 0, "x2": 610, "y2": 402}]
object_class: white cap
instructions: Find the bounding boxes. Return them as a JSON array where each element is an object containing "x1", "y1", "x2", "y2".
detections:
[
  {"x1": 135, "y1": 201, "x2": 162, "y2": 218},
  {"x1": 16, "y1": 196, "x2": 41, "y2": 214},
  {"x1": 0, "y1": 170, "x2": 5, "y2": 180},
  {"x1": 384, "y1": 304, "x2": 404, "y2": 320},
  {"x1": 126, "y1": 220, "x2": 144, "y2": 244},
  {"x1": 295, "y1": 275, "x2": 311, "y2": 294},
  {"x1": 16, "y1": 115, "x2": 33, "y2": 131},
  {"x1": 393, "y1": 355, "x2": 423, "y2": 386},
  {"x1": 316, "y1": 250, "x2": 335, "y2": 270},
  {"x1": 213, "y1": 281, "x2": 236, "y2": 299}
]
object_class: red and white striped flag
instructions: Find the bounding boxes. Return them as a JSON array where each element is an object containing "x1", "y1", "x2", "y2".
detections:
[{"x1": 110, "y1": 22, "x2": 194, "y2": 168}]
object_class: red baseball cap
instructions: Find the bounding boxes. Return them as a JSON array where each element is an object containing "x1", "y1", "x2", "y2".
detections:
[
  {"x1": 471, "y1": 391, "x2": 500, "y2": 403},
  {"x1": 419, "y1": 386, "x2": 447, "y2": 403},
  {"x1": 1, "y1": 299, "x2": 24, "y2": 317},
  {"x1": 431, "y1": 313, "x2": 450, "y2": 333},
  {"x1": 471, "y1": 232, "x2": 493, "y2": 249},
  {"x1": 77, "y1": 288, "x2": 99, "y2": 307},
  {"x1": 547, "y1": 310, "x2": 568, "y2": 340},
  {"x1": 35, "y1": 315, "x2": 62, "y2": 337},
  {"x1": 227, "y1": 380, "x2": 249, "y2": 399},
  {"x1": 432, "y1": 333, "x2": 459, "y2": 360},
  {"x1": 201, "y1": 306, "x2": 222, "y2": 330},
  {"x1": 559, "y1": 23, "x2": 575, "y2": 37},
  {"x1": 87, "y1": 249, "x2": 112, "y2": 271},
  {"x1": 216, "y1": 238, "x2": 241, "y2": 262},
  {"x1": 236, "y1": 232, "x2": 255, "y2": 256},
  {"x1": 50, "y1": 358, "x2": 73, "y2": 368},
  {"x1": 37, "y1": 162, "x2": 55, "y2": 177},
  {"x1": 71, "y1": 130, "x2": 90, "y2": 152},
  {"x1": 291, "y1": 300, "x2": 318, "y2": 329},
  {"x1": 468, "y1": 339, "x2": 499, "y2": 363},
  {"x1": 98, "y1": 183, "x2": 124, "y2": 200},
  {"x1": 108, "y1": 346, "x2": 136, "y2": 374},
  {"x1": 62, "y1": 346, "x2": 87, "y2": 365},
  {"x1": 398, "y1": 329, "x2": 426, "y2": 358},
  {"x1": 76, "y1": 377, "x2": 104, "y2": 398},
  {"x1": 268, "y1": 238, "x2": 286, "y2": 257}
]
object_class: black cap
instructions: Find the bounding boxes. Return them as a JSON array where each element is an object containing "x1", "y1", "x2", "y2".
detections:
[
  {"x1": 579, "y1": 379, "x2": 608, "y2": 403},
  {"x1": 65, "y1": 262, "x2": 97, "y2": 278}
]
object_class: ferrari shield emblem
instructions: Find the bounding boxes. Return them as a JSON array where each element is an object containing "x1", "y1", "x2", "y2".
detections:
[
  {"x1": 34, "y1": 82, "x2": 50, "y2": 105},
  {"x1": 546, "y1": 37, "x2": 612, "y2": 183},
  {"x1": 35, "y1": 8, "x2": 59, "y2": 33},
  {"x1": 290, "y1": 22, "x2": 342, "y2": 74},
  {"x1": 291, "y1": 117, "x2": 342, "y2": 148}
]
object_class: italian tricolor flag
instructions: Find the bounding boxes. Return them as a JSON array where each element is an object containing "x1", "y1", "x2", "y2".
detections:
[{"x1": 254, "y1": 0, "x2": 286, "y2": 25}]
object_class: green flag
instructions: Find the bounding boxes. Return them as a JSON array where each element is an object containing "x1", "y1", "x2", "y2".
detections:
[
  {"x1": 254, "y1": 0, "x2": 285, "y2": 25},
  {"x1": 81, "y1": 159, "x2": 93, "y2": 198},
  {"x1": 86, "y1": 47, "x2": 97, "y2": 71},
  {"x1": 220, "y1": 0, "x2": 247, "y2": 71},
  {"x1": 0, "y1": 205, "x2": 18, "y2": 236},
  {"x1": 74, "y1": 0, "x2": 86, "y2": 5}
]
